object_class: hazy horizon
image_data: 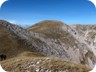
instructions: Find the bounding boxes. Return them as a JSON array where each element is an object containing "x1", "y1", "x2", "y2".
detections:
[{"x1": 0, "y1": 0, "x2": 96, "y2": 27}]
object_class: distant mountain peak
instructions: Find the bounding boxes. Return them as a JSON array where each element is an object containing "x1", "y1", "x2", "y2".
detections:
[{"x1": 0, "y1": 19, "x2": 96, "y2": 70}]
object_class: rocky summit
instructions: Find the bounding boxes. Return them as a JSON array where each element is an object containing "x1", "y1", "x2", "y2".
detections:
[{"x1": 0, "y1": 20, "x2": 95, "y2": 72}]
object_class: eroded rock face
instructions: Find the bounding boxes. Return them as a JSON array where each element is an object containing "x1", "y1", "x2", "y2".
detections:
[
  {"x1": 0, "y1": 20, "x2": 96, "y2": 68},
  {"x1": 0, "y1": 23, "x2": 36, "y2": 59},
  {"x1": 71, "y1": 25, "x2": 96, "y2": 68},
  {"x1": 28, "y1": 20, "x2": 96, "y2": 68}
]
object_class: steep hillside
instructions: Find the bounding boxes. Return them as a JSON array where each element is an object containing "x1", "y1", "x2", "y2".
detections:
[
  {"x1": 0, "y1": 20, "x2": 95, "y2": 72},
  {"x1": 0, "y1": 26, "x2": 44, "y2": 59},
  {"x1": 28, "y1": 20, "x2": 96, "y2": 68},
  {"x1": 71, "y1": 25, "x2": 96, "y2": 59}
]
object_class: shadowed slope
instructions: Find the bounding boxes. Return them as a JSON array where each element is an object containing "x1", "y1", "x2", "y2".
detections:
[
  {"x1": 28, "y1": 20, "x2": 96, "y2": 68},
  {"x1": 0, "y1": 20, "x2": 96, "y2": 68},
  {"x1": 0, "y1": 26, "x2": 44, "y2": 59}
]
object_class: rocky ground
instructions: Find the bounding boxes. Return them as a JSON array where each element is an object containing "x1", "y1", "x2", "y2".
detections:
[
  {"x1": 1, "y1": 56, "x2": 90, "y2": 72},
  {"x1": 0, "y1": 20, "x2": 95, "y2": 72}
]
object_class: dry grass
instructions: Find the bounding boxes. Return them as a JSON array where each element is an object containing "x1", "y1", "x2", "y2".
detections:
[
  {"x1": 1, "y1": 56, "x2": 90, "y2": 72},
  {"x1": 28, "y1": 20, "x2": 79, "y2": 48},
  {"x1": 0, "y1": 21, "x2": 92, "y2": 72},
  {"x1": 28, "y1": 20, "x2": 66, "y2": 33},
  {"x1": 0, "y1": 27, "x2": 44, "y2": 59},
  {"x1": 18, "y1": 51, "x2": 45, "y2": 57}
]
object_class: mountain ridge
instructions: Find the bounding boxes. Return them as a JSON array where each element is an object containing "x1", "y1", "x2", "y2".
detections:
[{"x1": 0, "y1": 20, "x2": 96, "y2": 72}]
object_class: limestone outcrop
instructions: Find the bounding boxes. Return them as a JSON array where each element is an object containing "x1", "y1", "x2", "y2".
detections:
[{"x1": 0, "y1": 20, "x2": 96, "y2": 68}]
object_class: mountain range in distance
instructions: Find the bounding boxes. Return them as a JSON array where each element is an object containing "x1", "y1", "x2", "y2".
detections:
[{"x1": 0, "y1": 20, "x2": 96, "y2": 72}]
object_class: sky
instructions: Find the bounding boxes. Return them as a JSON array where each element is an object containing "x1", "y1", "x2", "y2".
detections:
[{"x1": 0, "y1": 0, "x2": 96, "y2": 27}]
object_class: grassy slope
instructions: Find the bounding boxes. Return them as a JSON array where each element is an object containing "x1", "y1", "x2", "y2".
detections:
[
  {"x1": 0, "y1": 27, "x2": 44, "y2": 59},
  {"x1": 1, "y1": 56, "x2": 90, "y2": 72},
  {"x1": 0, "y1": 22, "x2": 91, "y2": 72}
]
